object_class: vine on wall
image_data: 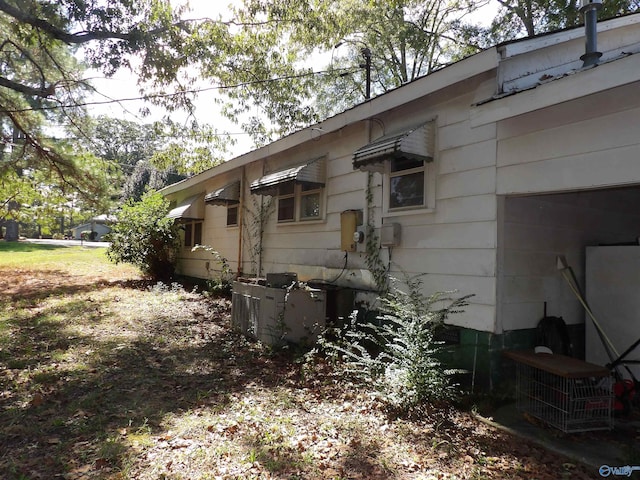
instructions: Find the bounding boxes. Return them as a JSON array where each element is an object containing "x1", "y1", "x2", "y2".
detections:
[
  {"x1": 242, "y1": 194, "x2": 274, "y2": 276},
  {"x1": 365, "y1": 171, "x2": 388, "y2": 293}
]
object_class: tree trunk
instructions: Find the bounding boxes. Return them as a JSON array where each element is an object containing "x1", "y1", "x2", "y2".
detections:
[{"x1": 5, "y1": 219, "x2": 19, "y2": 241}]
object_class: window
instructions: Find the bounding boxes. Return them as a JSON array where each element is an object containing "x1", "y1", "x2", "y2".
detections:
[
  {"x1": 300, "y1": 184, "x2": 321, "y2": 219},
  {"x1": 183, "y1": 221, "x2": 203, "y2": 247},
  {"x1": 184, "y1": 223, "x2": 192, "y2": 247},
  {"x1": 277, "y1": 182, "x2": 296, "y2": 222},
  {"x1": 352, "y1": 121, "x2": 436, "y2": 214},
  {"x1": 276, "y1": 182, "x2": 323, "y2": 223},
  {"x1": 250, "y1": 158, "x2": 326, "y2": 222},
  {"x1": 226, "y1": 204, "x2": 239, "y2": 226},
  {"x1": 194, "y1": 222, "x2": 202, "y2": 245},
  {"x1": 389, "y1": 157, "x2": 425, "y2": 209}
]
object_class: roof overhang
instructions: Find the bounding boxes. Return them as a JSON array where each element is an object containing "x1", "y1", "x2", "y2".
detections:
[
  {"x1": 250, "y1": 158, "x2": 326, "y2": 195},
  {"x1": 158, "y1": 49, "x2": 498, "y2": 196},
  {"x1": 205, "y1": 181, "x2": 240, "y2": 206},
  {"x1": 352, "y1": 122, "x2": 435, "y2": 172},
  {"x1": 167, "y1": 195, "x2": 204, "y2": 220},
  {"x1": 471, "y1": 52, "x2": 640, "y2": 127}
]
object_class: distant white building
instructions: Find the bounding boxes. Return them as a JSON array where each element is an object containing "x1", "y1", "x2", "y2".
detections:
[{"x1": 71, "y1": 214, "x2": 115, "y2": 241}]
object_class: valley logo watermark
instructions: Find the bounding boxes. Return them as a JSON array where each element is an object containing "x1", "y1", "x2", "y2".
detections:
[{"x1": 599, "y1": 465, "x2": 640, "y2": 477}]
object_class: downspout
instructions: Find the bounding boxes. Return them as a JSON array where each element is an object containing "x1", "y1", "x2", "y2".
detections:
[
  {"x1": 236, "y1": 166, "x2": 245, "y2": 277},
  {"x1": 580, "y1": 0, "x2": 602, "y2": 68},
  {"x1": 258, "y1": 159, "x2": 266, "y2": 277}
]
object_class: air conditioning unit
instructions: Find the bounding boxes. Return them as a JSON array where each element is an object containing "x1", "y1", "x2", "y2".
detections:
[{"x1": 231, "y1": 281, "x2": 326, "y2": 346}]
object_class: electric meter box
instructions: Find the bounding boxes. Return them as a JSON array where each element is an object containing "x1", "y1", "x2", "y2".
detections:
[
  {"x1": 380, "y1": 222, "x2": 401, "y2": 247},
  {"x1": 340, "y1": 210, "x2": 363, "y2": 252}
]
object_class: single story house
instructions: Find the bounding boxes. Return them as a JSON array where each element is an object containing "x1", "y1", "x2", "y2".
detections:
[
  {"x1": 71, "y1": 214, "x2": 114, "y2": 241},
  {"x1": 161, "y1": 13, "x2": 640, "y2": 388}
]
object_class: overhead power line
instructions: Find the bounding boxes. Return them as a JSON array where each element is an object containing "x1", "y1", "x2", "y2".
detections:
[{"x1": 4, "y1": 67, "x2": 359, "y2": 114}]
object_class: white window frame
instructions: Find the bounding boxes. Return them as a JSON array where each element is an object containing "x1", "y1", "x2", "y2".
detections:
[
  {"x1": 183, "y1": 220, "x2": 203, "y2": 247},
  {"x1": 226, "y1": 203, "x2": 239, "y2": 227},
  {"x1": 276, "y1": 182, "x2": 324, "y2": 224},
  {"x1": 383, "y1": 157, "x2": 436, "y2": 217}
]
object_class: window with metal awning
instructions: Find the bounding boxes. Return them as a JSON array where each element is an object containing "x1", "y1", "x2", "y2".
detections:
[
  {"x1": 167, "y1": 195, "x2": 204, "y2": 220},
  {"x1": 250, "y1": 158, "x2": 326, "y2": 196},
  {"x1": 204, "y1": 181, "x2": 240, "y2": 206},
  {"x1": 353, "y1": 122, "x2": 436, "y2": 212},
  {"x1": 250, "y1": 158, "x2": 326, "y2": 222},
  {"x1": 352, "y1": 121, "x2": 435, "y2": 173}
]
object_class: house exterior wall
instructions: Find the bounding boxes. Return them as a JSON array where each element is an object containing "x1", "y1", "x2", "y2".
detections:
[
  {"x1": 379, "y1": 85, "x2": 499, "y2": 332},
  {"x1": 257, "y1": 123, "x2": 369, "y2": 285},
  {"x1": 168, "y1": 71, "x2": 501, "y2": 333},
  {"x1": 161, "y1": 15, "x2": 640, "y2": 388},
  {"x1": 479, "y1": 57, "x2": 640, "y2": 389},
  {"x1": 495, "y1": 79, "x2": 640, "y2": 332},
  {"x1": 496, "y1": 83, "x2": 640, "y2": 196}
]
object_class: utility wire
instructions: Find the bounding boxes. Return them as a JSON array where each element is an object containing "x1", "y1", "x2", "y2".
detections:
[{"x1": 4, "y1": 66, "x2": 359, "y2": 114}]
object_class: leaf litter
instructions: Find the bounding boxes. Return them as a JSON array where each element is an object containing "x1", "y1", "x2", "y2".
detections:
[{"x1": 0, "y1": 255, "x2": 599, "y2": 480}]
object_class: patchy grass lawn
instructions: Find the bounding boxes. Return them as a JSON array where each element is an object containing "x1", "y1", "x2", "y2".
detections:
[{"x1": 0, "y1": 242, "x2": 597, "y2": 479}]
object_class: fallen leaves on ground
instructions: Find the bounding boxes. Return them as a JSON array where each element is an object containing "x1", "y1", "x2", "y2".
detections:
[{"x1": 0, "y1": 254, "x2": 602, "y2": 479}]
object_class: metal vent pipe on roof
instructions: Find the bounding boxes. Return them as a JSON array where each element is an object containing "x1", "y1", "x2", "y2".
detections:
[{"x1": 580, "y1": 0, "x2": 603, "y2": 67}]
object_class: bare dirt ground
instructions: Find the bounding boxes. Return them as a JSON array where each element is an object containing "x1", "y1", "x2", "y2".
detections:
[{"x1": 0, "y1": 252, "x2": 603, "y2": 479}]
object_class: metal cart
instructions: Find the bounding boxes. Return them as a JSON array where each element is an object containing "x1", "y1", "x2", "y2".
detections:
[{"x1": 504, "y1": 350, "x2": 613, "y2": 433}]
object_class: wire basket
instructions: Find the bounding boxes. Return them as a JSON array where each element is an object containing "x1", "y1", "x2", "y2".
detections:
[{"x1": 515, "y1": 362, "x2": 613, "y2": 433}]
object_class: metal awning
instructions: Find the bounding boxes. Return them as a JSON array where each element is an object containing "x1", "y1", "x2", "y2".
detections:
[
  {"x1": 167, "y1": 195, "x2": 203, "y2": 220},
  {"x1": 352, "y1": 122, "x2": 434, "y2": 172},
  {"x1": 250, "y1": 158, "x2": 325, "y2": 195},
  {"x1": 205, "y1": 181, "x2": 240, "y2": 206}
]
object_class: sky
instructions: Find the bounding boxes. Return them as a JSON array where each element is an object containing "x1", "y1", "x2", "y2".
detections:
[{"x1": 86, "y1": 0, "x2": 254, "y2": 157}]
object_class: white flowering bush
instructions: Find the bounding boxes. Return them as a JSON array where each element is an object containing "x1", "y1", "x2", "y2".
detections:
[{"x1": 319, "y1": 275, "x2": 472, "y2": 414}]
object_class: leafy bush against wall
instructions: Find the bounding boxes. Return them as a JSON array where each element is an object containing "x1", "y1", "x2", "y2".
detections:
[
  {"x1": 320, "y1": 276, "x2": 472, "y2": 415},
  {"x1": 106, "y1": 191, "x2": 180, "y2": 281}
]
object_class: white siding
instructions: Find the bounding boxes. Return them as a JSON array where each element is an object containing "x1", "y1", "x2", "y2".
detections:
[
  {"x1": 494, "y1": 78, "x2": 640, "y2": 333},
  {"x1": 438, "y1": 167, "x2": 496, "y2": 200},
  {"x1": 378, "y1": 92, "x2": 499, "y2": 332},
  {"x1": 439, "y1": 139, "x2": 497, "y2": 175}
]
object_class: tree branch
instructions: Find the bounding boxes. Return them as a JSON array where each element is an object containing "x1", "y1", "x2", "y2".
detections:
[
  {"x1": 0, "y1": 75, "x2": 54, "y2": 98},
  {"x1": 0, "y1": 0, "x2": 187, "y2": 45}
]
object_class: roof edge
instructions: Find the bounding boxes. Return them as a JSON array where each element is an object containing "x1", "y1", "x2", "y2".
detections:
[{"x1": 160, "y1": 48, "x2": 498, "y2": 195}]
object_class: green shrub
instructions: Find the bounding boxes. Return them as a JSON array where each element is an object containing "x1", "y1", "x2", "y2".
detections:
[
  {"x1": 319, "y1": 275, "x2": 472, "y2": 415},
  {"x1": 106, "y1": 191, "x2": 180, "y2": 281}
]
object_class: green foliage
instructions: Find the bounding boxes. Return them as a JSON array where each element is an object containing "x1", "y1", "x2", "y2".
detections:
[
  {"x1": 1, "y1": 2, "x2": 157, "y2": 200},
  {"x1": 364, "y1": 172, "x2": 388, "y2": 293},
  {"x1": 319, "y1": 275, "x2": 472, "y2": 415},
  {"x1": 484, "y1": 0, "x2": 640, "y2": 41},
  {"x1": 1, "y1": 144, "x2": 113, "y2": 235},
  {"x1": 80, "y1": 116, "x2": 231, "y2": 202},
  {"x1": 106, "y1": 190, "x2": 179, "y2": 281},
  {"x1": 217, "y1": 0, "x2": 486, "y2": 140},
  {"x1": 0, "y1": 1, "x2": 200, "y2": 223}
]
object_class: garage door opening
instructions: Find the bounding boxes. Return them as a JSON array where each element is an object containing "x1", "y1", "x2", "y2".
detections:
[{"x1": 499, "y1": 185, "x2": 640, "y2": 366}]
